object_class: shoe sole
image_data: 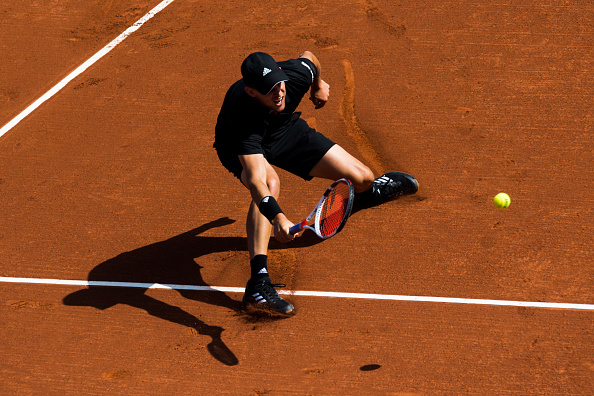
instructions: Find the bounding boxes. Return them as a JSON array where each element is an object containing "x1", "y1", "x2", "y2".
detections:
[{"x1": 243, "y1": 301, "x2": 295, "y2": 317}]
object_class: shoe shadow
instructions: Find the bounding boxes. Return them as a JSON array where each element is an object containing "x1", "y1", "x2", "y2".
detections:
[{"x1": 62, "y1": 217, "x2": 323, "y2": 366}]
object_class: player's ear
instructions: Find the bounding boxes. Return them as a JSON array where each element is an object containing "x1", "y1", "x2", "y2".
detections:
[{"x1": 244, "y1": 86, "x2": 258, "y2": 97}]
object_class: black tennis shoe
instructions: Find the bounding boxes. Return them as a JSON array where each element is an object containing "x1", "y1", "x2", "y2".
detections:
[
  {"x1": 372, "y1": 172, "x2": 419, "y2": 204},
  {"x1": 243, "y1": 278, "x2": 295, "y2": 317}
]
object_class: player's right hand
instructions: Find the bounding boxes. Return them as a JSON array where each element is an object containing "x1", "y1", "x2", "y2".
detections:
[{"x1": 272, "y1": 214, "x2": 295, "y2": 243}]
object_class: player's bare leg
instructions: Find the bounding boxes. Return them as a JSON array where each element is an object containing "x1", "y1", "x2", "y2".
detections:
[
  {"x1": 308, "y1": 145, "x2": 374, "y2": 191},
  {"x1": 309, "y1": 145, "x2": 419, "y2": 206},
  {"x1": 246, "y1": 201, "x2": 272, "y2": 259},
  {"x1": 242, "y1": 161, "x2": 294, "y2": 316},
  {"x1": 241, "y1": 159, "x2": 279, "y2": 259}
]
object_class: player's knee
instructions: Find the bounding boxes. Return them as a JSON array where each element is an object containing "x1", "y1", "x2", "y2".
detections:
[{"x1": 267, "y1": 176, "x2": 280, "y2": 198}]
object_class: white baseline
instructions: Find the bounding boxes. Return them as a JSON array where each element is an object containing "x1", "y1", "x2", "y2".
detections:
[{"x1": 1, "y1": 276, "x2": 593, "y2": 311}]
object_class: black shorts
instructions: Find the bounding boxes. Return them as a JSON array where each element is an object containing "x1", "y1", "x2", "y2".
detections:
[{"x1": 215, "y1": 118, "x2": 335, "y2": 181}]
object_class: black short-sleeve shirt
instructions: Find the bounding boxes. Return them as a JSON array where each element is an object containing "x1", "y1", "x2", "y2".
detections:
[{"x1": 214, "y1": 57, "x2": 317, "y2": 155}]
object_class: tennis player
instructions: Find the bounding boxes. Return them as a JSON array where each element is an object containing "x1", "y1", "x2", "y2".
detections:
[{"x1": 214, "y1": 51, "x2": 418, "y2": 316}]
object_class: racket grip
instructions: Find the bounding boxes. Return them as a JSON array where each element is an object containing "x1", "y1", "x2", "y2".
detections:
[{"x1": 289, "y1": 222, "x2": 304, "y2": 235}]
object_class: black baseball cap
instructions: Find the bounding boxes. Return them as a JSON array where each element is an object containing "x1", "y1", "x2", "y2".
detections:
[{"x1": 241, "y1": 52, "x2": 289, "y2": 95}]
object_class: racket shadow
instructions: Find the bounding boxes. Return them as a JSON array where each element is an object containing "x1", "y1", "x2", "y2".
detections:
[{"x1": 62, "y1": 217, "x2": 325, "y2": 366}]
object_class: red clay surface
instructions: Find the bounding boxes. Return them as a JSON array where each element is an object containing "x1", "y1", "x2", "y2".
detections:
[{"x1": 1, "y1": 0, "x2": 592, "y2": 394}]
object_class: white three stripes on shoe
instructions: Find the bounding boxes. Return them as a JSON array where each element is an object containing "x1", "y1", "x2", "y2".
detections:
[{"x1": 253, "y1": 293, "x2": 266, "y2": 303}]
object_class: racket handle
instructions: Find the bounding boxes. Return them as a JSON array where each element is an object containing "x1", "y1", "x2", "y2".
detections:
[{"x1": 289, "y1": 222, "x2": 304, "y2": 235}]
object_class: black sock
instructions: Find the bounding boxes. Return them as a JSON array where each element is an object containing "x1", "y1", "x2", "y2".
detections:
[{"x1": 250, "y1": 255, "x2": 269, "y2": 281}]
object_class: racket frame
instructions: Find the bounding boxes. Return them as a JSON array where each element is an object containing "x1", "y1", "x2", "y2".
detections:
[{"x1": 289, "y1": 178, "x2": 354, "y2": 239}]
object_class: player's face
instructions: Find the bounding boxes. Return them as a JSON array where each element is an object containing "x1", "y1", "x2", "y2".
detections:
[{"x1": 257, "y1": 82, "x2": 286, "y2": 112}]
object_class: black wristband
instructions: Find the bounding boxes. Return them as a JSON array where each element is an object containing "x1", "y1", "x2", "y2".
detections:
[{"x1": 259, "y1": 196, "x2": 283, "y2": 223}]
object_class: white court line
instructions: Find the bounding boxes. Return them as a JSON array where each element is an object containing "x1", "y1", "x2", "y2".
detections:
[
  {"x1": 2, "y1": 276, "x2": 593, "y2": 311},
  {"x1": 0, "y1": 0, "x2": 176, "y2": 138}
]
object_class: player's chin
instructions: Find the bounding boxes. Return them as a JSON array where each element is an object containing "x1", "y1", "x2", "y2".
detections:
[{"x1": 271, "y1": 99, "x2": 285, "y2": 111}]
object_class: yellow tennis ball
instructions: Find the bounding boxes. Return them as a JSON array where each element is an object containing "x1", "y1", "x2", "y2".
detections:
[{"x1": 493, "y1": 192, "x2": 511, "y2": 209}]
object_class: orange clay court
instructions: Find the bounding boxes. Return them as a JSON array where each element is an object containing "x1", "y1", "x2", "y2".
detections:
[{"x1": 0, "y1": 0, "x2": 592, "y2": 394}]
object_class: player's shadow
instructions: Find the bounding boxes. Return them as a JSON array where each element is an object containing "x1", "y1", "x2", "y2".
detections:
[{"x1": 62, "y1": 217, "x2": 322, "y2": 366}]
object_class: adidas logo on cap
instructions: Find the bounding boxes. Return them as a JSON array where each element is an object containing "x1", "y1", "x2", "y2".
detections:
[{"x1": 262, "y1": 67, "x2": 272, "y2": 76}]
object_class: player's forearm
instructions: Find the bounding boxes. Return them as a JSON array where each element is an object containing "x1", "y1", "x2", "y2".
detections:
[{"x1": 249, "y1": 180, "x2": 289, "y2": 227}]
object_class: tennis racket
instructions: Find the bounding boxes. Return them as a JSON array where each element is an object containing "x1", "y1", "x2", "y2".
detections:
[{"x1": 289, "y1": 178, "x2": 355, "y2": 239}]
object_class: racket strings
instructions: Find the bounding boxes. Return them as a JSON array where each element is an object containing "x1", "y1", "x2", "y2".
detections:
[{"x1": 319, "y1": 182, "x2": 351, "y2": 237}]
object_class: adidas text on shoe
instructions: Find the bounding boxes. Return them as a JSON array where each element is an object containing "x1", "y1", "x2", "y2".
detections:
[
  {"x1": 373, "y1": 172, "x2": 419, "y2": 204},
  {"x1": 243, "y1": 279, "x2": 295, "y2": 317}
]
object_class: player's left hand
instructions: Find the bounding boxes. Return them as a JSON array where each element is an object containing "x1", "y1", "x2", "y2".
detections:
[{"x1": 310, "y1": 79, "x2": 329, "y2": 109}]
